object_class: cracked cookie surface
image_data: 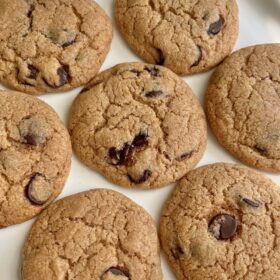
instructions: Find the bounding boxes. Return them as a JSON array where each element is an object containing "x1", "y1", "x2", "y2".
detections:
[
  {"x1": 205, "y1": 44, "x2": 280, "y2": 172},
  {"x1": 22, "y1": 189, "x2": 163, "y2": 280},
  {"x1": 115, "y1": 0, "x2": 239, "y2": 75},
  {"x1": 160, "y1": 163, "x2": 280, "y2": 280},
  {"x1": 68, "y1": 62, "x2": 207, "y2": 189},
  {"x1": 0, "y1": 90, "x2": 71, "y2": 227},
  {"x1": 0, "y1": 0, "x2": 113, "y2": 95}
]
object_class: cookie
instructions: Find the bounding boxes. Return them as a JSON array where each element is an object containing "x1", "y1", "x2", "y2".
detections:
[
  {"x1": 160, "y1": 163, "x2": 280, "y2": 280},
  {"x1": 68, "y1": 62, "x2": 207, "y2": 189},
  {"x1": 0, "y1": 90, "x2": 71, "y2": 227},
  {"x1": 22, "y1": 188, "x2": 163, "y2": 280},
  {"x1": 0, "y1": 0, "x2": 112, "y2": 95},
  {"x1": 205, "y1": 44, "x2": 280, "y2": 172},
  {"x1": 115, "y1": 0, "x2": 239, "y2": 75}
]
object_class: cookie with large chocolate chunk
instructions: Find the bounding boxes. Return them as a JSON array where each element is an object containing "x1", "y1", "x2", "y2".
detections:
[
  {"x1": 69, "y1": 62, "x2": 207, "y2": 189},
  {"x1": 205, "y1": 44, "x2": 280, "y2": 172},
  {"x1": 160, "y1": 163, "x2": 280, "y2": 280},
  {"x1": 115, "y1": 0, "x2": 239, "y2": 75},
  {"x1": 22, "y1": 189, "x2": 163, "y2": 280},
  {"x1": 0, "y1": 90, "x2": 71, "y2": 227},
  {"x1": 0, "y1": 0, "x2": 112, "y2": 94}
]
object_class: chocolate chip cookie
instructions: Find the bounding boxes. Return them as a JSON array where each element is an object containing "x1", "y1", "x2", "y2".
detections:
[
  {"x1": 0, "y1": 90, "x2": 71, "y2": 227},
  {"x1": 115, "y1": 0, "x2": 239, "y2": 75},
  {"x1": 0, "y1": 0, "x2": 112, "y2": 94},
  {"x1": 22, "y1": 189, "x2": 163, "y2": 280},
  {"x1": 160, "y1": 163, "x2": 280, "y2": 280},
  {"x1": 205, "y1": 44, "x2": 280, "y2": 172},
  {"x1": 68, "y1": 62, "x2": 207, "y2": 189}
]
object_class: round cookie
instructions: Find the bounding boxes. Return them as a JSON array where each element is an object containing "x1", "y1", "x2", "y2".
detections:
[
  {"x1": 0, "y1": 90, "x2": 71, "y2": 227},
  {"x1": 205, "y1": 44, "x2": 280, "y2": 172},
  {"x1": 115, "y1": 0, "x2": 239, "y2": 75},
  {"x1": 22, "y1": 188, "x2": 163, "y2": 280},
  {"x1": 0, "y1": 0, "x2": 113, "y2": 95},
  {"x1": 160, "y1": 163, "x2": 280, "y2": 280},
  {"x1": 69, "y1": 62, "x2": 207, "y2": 189}
]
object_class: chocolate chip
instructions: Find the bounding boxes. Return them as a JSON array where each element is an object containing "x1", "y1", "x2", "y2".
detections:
[
  {"x1": 191, "y1": 45, "x2": 202, "y2": 67},
  {"x1": 144, "y1": 66, "x2": 160, "y2": 77},
  {"x1": 108, "y1": 147, "x2": 121, "y2": 165},
  {"x1": 25, "y1": 173, "x2": 53, "y2": 205},
  {"x1": 208, "y1": 16, "x2": 224, "y2": 35},
  {"x1": 101, "y1": 267, "x2": 129, "y2": 279},
  {"x1": 254, "y1": 145, "x2": 268, "y2": 156},
  {"x1": 108, "y1": 144, "x2": 134, "y2": 166},
  {"x1": 176, "y1": 151, "x2": 194, "y2": 161},
  {"x1": 242, "y1": 197, "x2": 260, "y2": 208},
  {"x1": 145, "y1": 90, "x2": 163, "y2": 98},
  {"x1": 132, "y1": 133, "x2": 148, "y2": 149},
  {"x1": 19, "y1": 115, "x2": 50, "y2": 146},
  {"x1": 43, "y1": 65, "x2": 70, "y2": 88},
  {"x1": 119, "y1": 143, "x2": 134, "y2": 166},
  {"x1": 128, "y1": 169, "x2": 152, "y2": 184},
  {"x1": 27, "y1": 65, "x2": 39, "y2": 79},
  {"x1": 57, "y1": 65, "x2": 70, "y2": 87},
  {"x1": 155, "y1": 48, "x2": 165, "y2": 65},
  {"x1": 171, "y1": 245, "x2": 184, "y2": 259},
  {"x1": 208, "y1": 214, "x2": 237, "y2": 240}
]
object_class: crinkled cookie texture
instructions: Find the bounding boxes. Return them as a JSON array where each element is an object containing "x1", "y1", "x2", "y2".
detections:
[
  {"x1": 69, "y1": 62, "x2": 207, "y2": 189},
  {"x1": 160, "y1": 163, "x2": 280, "y2": 280},
  {"x1": 0, "y1": 90, "x2": 71, "y2": 227},
  {"x1": 206, "y1": 44, "x2": 280, "y2": 172},
  {"x1": 115, "y1": 0, "x2": 239, "y2": 75},
  {"x1": 0, "y1": 0, "x2": 112, "y2": 95},
  {"x1": 22, "y1": 189, "x2": 163, "y2": 280}
]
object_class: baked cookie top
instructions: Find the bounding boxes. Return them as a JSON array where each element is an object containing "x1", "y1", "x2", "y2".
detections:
[
  {"x1": 22, "y1": 189, "x2": 163, "y2": 280},
  {"x1": 0, "y1": 90, "x2": 71, "y2": 227},
  {"x1": 160, "y1": 163, "x2": 280, "y2": 280},
  {"x1": 206, "y1": 44, "x2": 280, "y2": 172},
  {"x1": 69, "y1": 62, "x2": 207, "y2": 189},
  {"x1": 115, "y1": 0, "x2": 239, "y2": 75},
  {"x1": 0, "y1": 0, "x2": 112, "y2": 94}
]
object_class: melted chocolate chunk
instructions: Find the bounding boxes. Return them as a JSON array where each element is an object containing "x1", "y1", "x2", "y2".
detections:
[
  {"x1": 57, "y1": 65, "x2": 70, "y2": 87},
  {"x1": 254, "y1": 145, "x2": 268, "y2": 156},
  {"x1": 19, "y1": 115, "x2": 50, "y2": 146},
  {"x1": 145, "y1": 90, "x2": 163, "y2": 98},
  {"x1": 176, "y1": 151, "x2": 194, "y2": 161},
  {"x1": 119, "y1": 143, "x2": 134, "y2": 166},
  {"x1": 132, "y1": 133, "x2": 148, "y2": 149},
  {"x1": 191, "y1": 45, "x2": 202, "y2": 67},
  {"x1": 171, "y1": 244, "x2": 184, "y2": 259},
  {"x1": 27, "y1": 65, "x2": 39, "y2": 79},
  {"x1": 43, "y1": 65, "x2": 70, "y2": 88},
  {"x1": 144, "y1": 66, "x2": 160, "y2": 77},
  {"x1": 101, "y1": 267, "x2": 129, "y2": 279},
  {"x1": 108, "y1": 133, "x2": 149, "y2": 166},
  {"x1": 108, "y1": 147, "x2": 121, "y2": 165},
  {"x1": 208, "y1": 214, "x2": 237, "y2": 240},
  {"x1": 242, "y1": 197, "x2": 260, "y2": 208},
  {"x1": 155, "y1": 48, "x2": 165, "y2": 65},
  {"x1": 128, "y1": 169, "x2": 152, "y2": 184},
  {"x1": 208, "y1": 16, "x2": 224, "y2": 35},
  {"x1": 25, "y1": 173, "x2": 53, "y2": 205}
]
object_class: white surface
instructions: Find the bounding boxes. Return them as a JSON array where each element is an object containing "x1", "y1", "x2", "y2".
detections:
[{"x1": 0, "y1": 1, "x2": 280, "y2": 279}]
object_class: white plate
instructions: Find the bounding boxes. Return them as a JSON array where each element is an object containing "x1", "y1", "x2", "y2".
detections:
[{"x1": 0, "y1": 0, "x2": 280, "y2": 279}]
